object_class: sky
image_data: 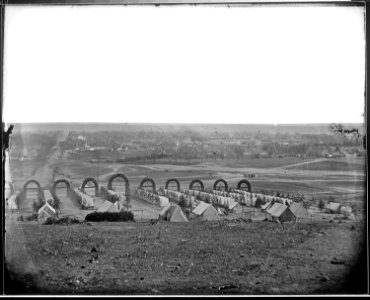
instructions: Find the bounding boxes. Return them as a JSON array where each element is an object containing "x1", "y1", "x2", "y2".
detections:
[{"x1": 3, "y1": 4, "x2": 365, "y2": 124}]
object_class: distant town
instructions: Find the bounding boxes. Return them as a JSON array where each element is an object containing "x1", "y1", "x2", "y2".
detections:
[{"x1": 9, "y1": 124, "x2": 364, "y2": 164}]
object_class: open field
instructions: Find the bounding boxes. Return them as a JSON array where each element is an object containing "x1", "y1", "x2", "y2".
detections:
[
  {"x1": 5, "y1": 215, "x2": 366, "y2": 295},
  {"x1": 6, "y1": 139, "x2": 367, "y2": 295},
  {"x1": 285, "y1": 158, "x2": 365, "y2": 173},
  {"x1": 9, "y1": 155, "x2": 366, "y2": 209}
]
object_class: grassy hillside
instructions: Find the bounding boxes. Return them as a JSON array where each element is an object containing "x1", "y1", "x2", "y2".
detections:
[{"x1": 5, "y1": 220, "x2": 366, "y2": 295}]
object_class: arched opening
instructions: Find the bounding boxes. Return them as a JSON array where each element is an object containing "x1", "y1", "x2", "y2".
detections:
[
  {"x1": 189, "y1": 179, "x2": 204, "y2": 191},
  {"x1": 165, "y1": 178, "x2": 180, "y2": 191},
  {"x1": 81, "y1": 177, "x2": 99, "y2": 197},
  {"x1": 139, "y1": 177, "x2": 156, "y2": 191},
  {"x1": 107, "y1": 173, "x2": 130, "y2": 202},
  {"x1": 21, "y1": 179, "x2": 44, "y2": 211},
  {"x1": 52, "y1": 179, "x2": 71, "y2": 199},
  {"x1": 237, "y1": 179, "x2": 252, "y2": 192},
  {"x1": 213, "y1": 179, "x2": 228, "y2": 191},
  {"x1": 23, "y1": 179, "x2": 43, "y2": 201}
]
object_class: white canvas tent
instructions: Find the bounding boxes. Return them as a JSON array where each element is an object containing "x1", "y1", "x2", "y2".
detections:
[
  {"x1": 326, "y1": 202, "x2": 342, "y2": 214},
  {"x1": 261, "y1": 201, "x2": 272, "y2": 211},
  {"x1": 38, "y1": 202, "x2": 56, "y2": 223},
  {"x1": 160, "y1": 204, "x2": 188, "y2": 222},
  {"x1": 38, "y1": 202, "x2": 56, "y2": 215},
  {"x1": 158, "y1": 196, "x2": 169, "y2": 207},
  {"x1": 228, "y1": 201, "x2": 243, "y2": 213},
  {"x1": 7, "y1": 194, "x2": 18, "y2": 210},
  {"x1": 192, "y1": 201, "x2": 210, "y2": 216},
  {"x1": 266, "y1": 203, "x2": 296, "y2": 223},
  {"x1": 340, "y1": 206, "x2": 355, "y2": 219},
  {"x1": 340, "y1": 206, "x2": 353, "y2": 215},
  {"x1": 192, "y1": 201, "x2": 219, "y2": 221},
  {"x1": 107, "y1": 201, "x2": 121, "y2": 212},
  {"x1": 80, "y1": 191, "x2": 94, "y2": 208},
  {"x1": 289, "y1": 202, "x2": 309, "y2": 221}
]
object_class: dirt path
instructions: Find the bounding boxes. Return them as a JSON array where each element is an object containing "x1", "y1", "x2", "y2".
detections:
[
  {"x1": 129, "y1": 197, "x2": 162, "y2": 221},
  {"x1": 278, "y1": 158, "x2": 329, "y2": 169},
  {"x1": 33, "y1": 131, "x2": 69, "y2": 186},
  {"x1": 57, "y1": 195, "x2": 92, "y2": 220}
]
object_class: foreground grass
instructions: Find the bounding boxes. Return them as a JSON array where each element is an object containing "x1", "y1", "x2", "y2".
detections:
[{"x1": 7, "y1": 219, "x2": 365, "y2": 295}]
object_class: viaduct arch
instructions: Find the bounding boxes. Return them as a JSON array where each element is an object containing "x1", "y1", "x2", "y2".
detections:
[
  {"x1": 81, "y1": 177, "x2": 99, "y2": 196},
  {"x1": 139, "y1": 177, "x2": 156, "y2": 191},
  {"x1": 107, "y1": 173, "x2": 130, "y2": 202},
  {"x1": 23, "y1": 179, "x2": 45, "y2": 202},
  {"x1": 237, "y1": 179, "x2": 252, "y2": 192},
  {"x1": 213, "y1": 178, "x2": 228, "y2": 191},
  {"x1": 52, "y1": 179, "x2": 71, "y2": 197},
  {"x1": 165, "y1": 178, "x2": 180, "y2": 191},
  {"x1": 189, "y1": 179, "x2": 204, "y2": 191}
]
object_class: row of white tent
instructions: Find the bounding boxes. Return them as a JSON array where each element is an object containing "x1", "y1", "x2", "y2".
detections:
[
  {"x1": 180, "y1": 188, "x2": 310, "y2": 223},
  {"x1": 228, "y1": 189, "x2": 294, "y2": 206},
  {"x1": 69, "y1": 188, "x2": 95, "y2": 209},
  {"x1": 160, "y1": 189, "x2": 188, "y2": 202},
  {"x1": 7, "y1": 184, "x2": 126, "y2": 222},
  {"x1": 179, "y1": 188, "x2": 293, "y2": 209},
  {"x1": 161, "y1": 187, "x2": 292, "y2": 213},
  {"x1": 159, "y1": 200, "x2": 224, "y2": 222},
  {"x1": 182, "y1": 189, "x2": 240, "y2": 210},
  {"x1": 325, "y1": 202, "x2": 355, "y2": 219},
  {"x1": 262, "y1": 201, "x2": 310, "y2": 223},
  {"x1": 134, "y1": 189, "x2": 170, "y2": 207}
]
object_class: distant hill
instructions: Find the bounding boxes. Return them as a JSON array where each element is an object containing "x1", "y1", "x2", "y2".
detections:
[{"x1": 8, "y1": 122, "x2": 365, "y2": 135}]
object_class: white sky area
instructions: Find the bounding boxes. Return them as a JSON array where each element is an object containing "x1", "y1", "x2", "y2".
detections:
[{"x1": 3, "y1": 5, "x2": 365, "y2": 124}]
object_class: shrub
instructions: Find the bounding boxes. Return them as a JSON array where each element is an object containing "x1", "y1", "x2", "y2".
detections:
[
  {"x1": 32, "y1": 200, "x2": 43, "y2": 213},
  {"x1": 255, "y1": 197, "x2": 264, "y2": 208},
  {"x1": 85, "y1": 211, "x2": 135, "y2": 222},
  {"x1": 26, "y1": 214, "x2": 38, "y2": 221},
  {"x1": 44, "y1": 216, "x2": 84, "y2": 225},
  {"x1": 48, "y1": 197, "x2": 61, "y2": 211},
  {"x1": 204, "y1": 194, "x2": 211, "y2": 204},
  {"x1": 318, "y1": 199, "x2": 326, "y2": 210},
  {"x1": 178, "y1": 195, "x2": 186, "y2": 207}
]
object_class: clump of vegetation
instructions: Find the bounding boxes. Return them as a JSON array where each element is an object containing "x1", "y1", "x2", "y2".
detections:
[
  {"x1": 318, "y1": 199, "x2": 326, "y2": 210},
  {"x1": 195, "y1": 194, "x2": 203, "y2": 201},
  {"x1": 32, "y1": 198, "x2": 45, "y2": 213},
  {"x1": 44, "y1": 216, "x2": 86, "y2": 225},
  {"x1": 47, "y1": 197, "x2": 61, "y2": 212},
  {"x1": 26, "y1": 214, "x2": 38, "y2": 221},
  {"x1": 178, "y1": 195, "x2": 186, "y2": 207},
  {"x1": 85, "y1": 211, "x2": 135, "y2": 222},
  {"x1": 204, "y1": 194, "x2": 212, "y2": 204},
  {"x1": 254, "y1": 197, "x2": 264, "y2": 208}
]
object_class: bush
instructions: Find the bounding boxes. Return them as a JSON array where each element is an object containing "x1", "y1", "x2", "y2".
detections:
[
  {"x1": 26, "y1": 214, "x2": 38, "y2": 221},
  {"x1": 85, "y1": 211, "x2": 135, "y2": 222},
  {"x1": 33, "y1": 200, "x2": 44, "y2": 213},
  {"x1": 195, "y1": 194, "x2": 202, "y2": 201},
  {"x1": 44, "y1": 216, "x2": 84, "y2": 225},
  {"x1": 255, "y1": 197, "x2": 264, "y2": 208},
  {"x1": 318, "y1": 199, "x2": 326, "y2": 210},
  {"x1": 178, "y1": 195, "x2": 186, "y2": 207}
]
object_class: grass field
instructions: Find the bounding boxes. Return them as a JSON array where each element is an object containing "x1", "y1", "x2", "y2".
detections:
[
  {"x1": 6, "y1": 149, "x2": 367, "y2": 295},
  {"x1": 9, "y1": 155, "x2": 366, "y2": 210},
  {"x1": 5, "y1": 218, "x2": 366, "y2": 295},
  {"x1": 286, "y1": 159, "x2": 365, "y2": 172}
]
